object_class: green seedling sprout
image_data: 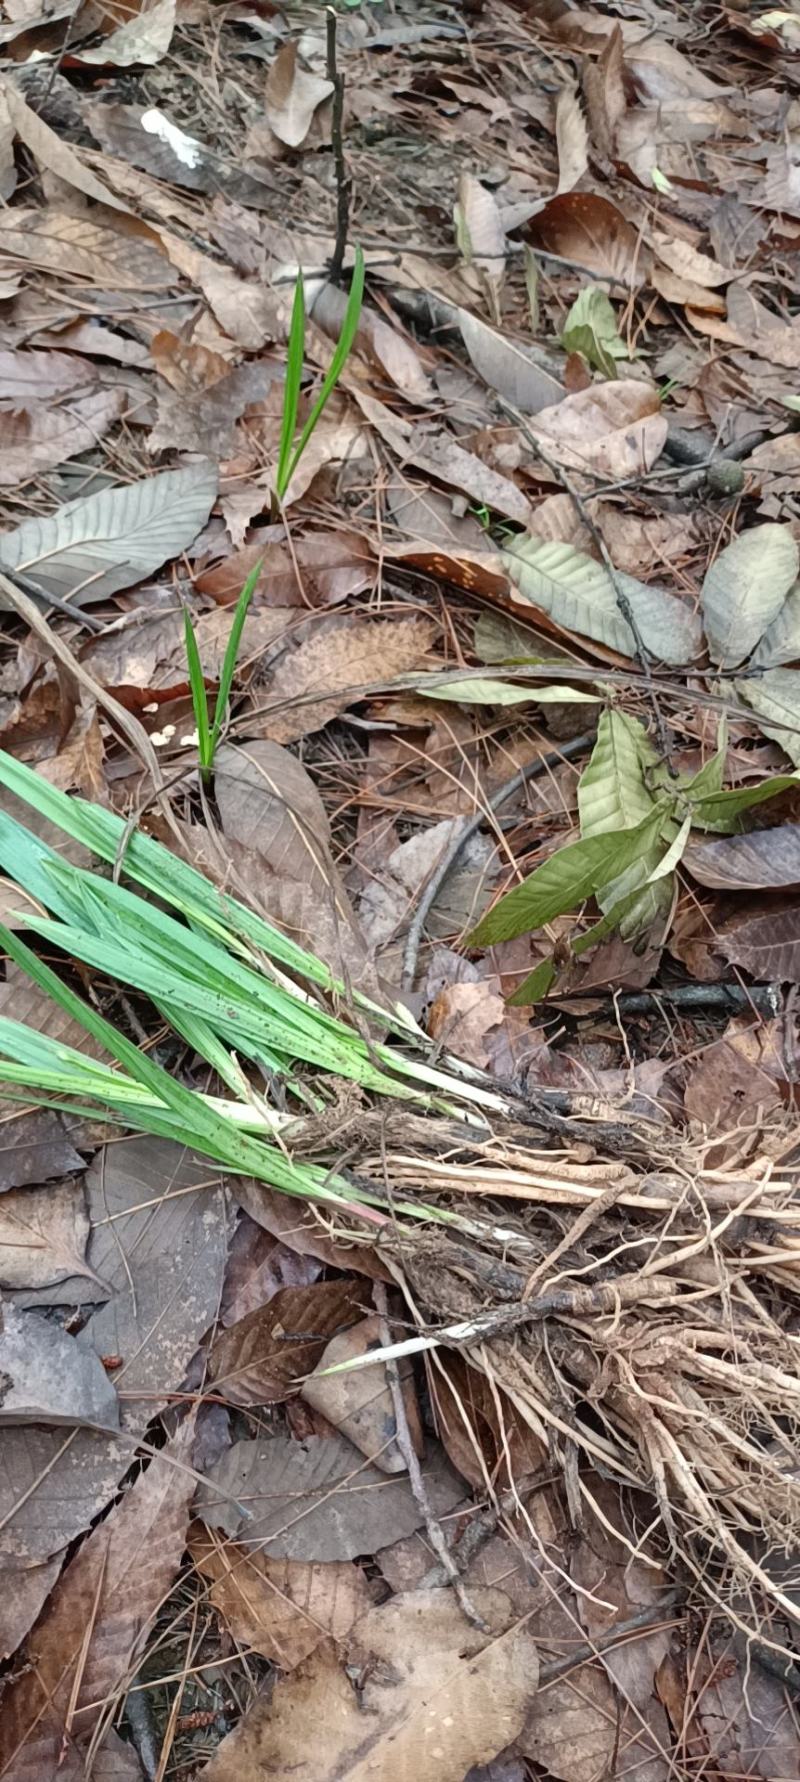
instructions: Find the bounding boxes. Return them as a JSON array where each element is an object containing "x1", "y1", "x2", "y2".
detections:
[{"x1": 185, "y1": 247, "x2": 365, "y2": 783}]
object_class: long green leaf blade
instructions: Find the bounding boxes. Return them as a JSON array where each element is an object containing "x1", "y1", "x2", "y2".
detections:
[
  {"x1": 183, "y1": 608, "x2": 212, "y2": 771},
  {"x1": 210, "y1": 560, "x2": 262, "y2": 751},
  {"x1": 275, "y1": 271, "x2": 306, "y2": 500},
  {"x1": 470, "y1": 806, "x2": 668, "y2": 945},
  {"x1": 284, "y1": 247, "x2": 365, "y2": 492}
]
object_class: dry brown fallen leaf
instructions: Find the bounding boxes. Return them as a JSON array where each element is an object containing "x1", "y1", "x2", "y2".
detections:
[
  {"x1": 0, "y1": 1177, "x2": 92, "y2": 1292},
  {"x1": 582, "y1": 24, "x2": 626, "y2": 159},
  {"x1": 0, "y1": 1418, "x2": 195, "y2": 1781},
  {"x1": 523, "y1": 379, "x2": 667, "y2": 480},
  {"x1": 524, "y1": 191, "x2": 648, "y2": 286},
  {"x1": 79, "y1": 1136, "x2": 229, "y2": 1432},
  {"x1": 1, "y1": 1554, "x2": 64, "y2": 1663},
  {"x1": 74, "y1": 0, "x2": 175, "y2": 65},
  {"x1": 1, "y1": 388, "x2": 126, "y2": 486},
  {"x1": 303, "y1": 1312, "x2": 422, "y2": 1473},
  {"x1": 195, "y1": 530, "x2": 375, "y2": 607},
  {"x1": 147, "y1": 360, "x2": 273, "y2": 455},
  {"x1": 554, "y1": 84, "x2": 589, "y2": 192},
  {"x1": 456, "y1": 171, "x2": 506, "y2": 322},
  {"x1": 208, "y1": 1279, "x2": 362, "y2": 1406},
  {"x1": 720, "y1": 905, "x2": 800, "y2": 983},
  {"x1": 684, "y1": 1025, "x2": 783, "y2": 1141},
  {"x1": 203, "y1": 1588, "x2": 539, "y2": 1782},
  {"x1": 1, "y1": 77, "x2": 130, "y2": 211},
  {"x1": 355, "y1": 391, "x2": 534, "y2": 526},
  {"x1": 259, "y1": 614, "x2": 436, "y2": 743},
  {"x1": 188, "y1": 1523, "x2": 377, "y2": 1670},
  {"x1": 82, "y1": 604, "x2": 293, "y2": 702},
  {"x1": 264, "y1": 40, "x2": 333, "y2": 148},
  {"x1": 0, "y1": 206, "x2": 172, "y2": 288}
]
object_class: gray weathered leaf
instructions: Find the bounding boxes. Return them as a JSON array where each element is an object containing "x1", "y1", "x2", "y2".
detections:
[
  {"x1": 503, "y1": 537, "x2": 701, "y2": 664},
  {"x1": 701, "y1": 525, "x2": 799, "y2": 668},
  {"x1": 720, "y1": 908, "x2": 800, "y2": 982},
  {"x1": 196, "y1": 1433, "x2": 464, "y2": 1559},
  {"x1": 78, "y1": 1137, "x2": 229, "y2": 1430},
  {"x1": 686, "y1": 825, "x2": 800, "y2": 890},
  {"x1": 457, "y1": 310, "x2": 562, "y2": 414},
  {"x1": 0, "y1": 1302, "x2": 120, "y2": 1427},
  {"x1": 1, "y1": 1553, "x2": 65, "y2": 1662},
  {"x1": 751, "y1": 583, "x2": 800, "y2": 668},
  {"x1": 1, "y1": 1425, "x2": 129, "y2": 1562},
  {"x1": 0, "y1": 462, "x2": 218, "y2": 609},
  {"x1": 738, "y1": 668, "x2": 800, "y2": 766}
]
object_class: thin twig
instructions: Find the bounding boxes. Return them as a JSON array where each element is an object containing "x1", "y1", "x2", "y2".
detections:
[
  {"x1": 326, "y1": 8, "x2": 351, "y2": 284},
  {"x1": 374, "y1": 1282, "x2": 489, "y2": 1632},
  {"x1": 498, "y1": 398, "x2": 673, "y2": 764},
  {"x1": 536, "y1": 1591, "x2": 683, "y2": 1687},
  {"x1": 401, "y1": 730, "x2": 595, "y2": 989}
]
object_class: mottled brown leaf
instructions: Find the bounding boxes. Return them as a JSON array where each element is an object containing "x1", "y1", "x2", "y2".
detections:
[
  {"x1": 260, "y1": 615, "x2": 436, "y2": 743},
  {"x1": 720, "y1": 906, "x2": 800, "y2": 982},
  {"x1": 188, "y1": 1522, "x2": 376, "y2": 1668},
  {"x1": 0, "y1": 1420, "x2": 195, "y2": 1781}
]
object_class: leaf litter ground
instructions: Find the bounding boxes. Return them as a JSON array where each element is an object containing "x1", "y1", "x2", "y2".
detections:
[{"x1": 3, "y1": 0, "x2": 800, "y2": 1777}]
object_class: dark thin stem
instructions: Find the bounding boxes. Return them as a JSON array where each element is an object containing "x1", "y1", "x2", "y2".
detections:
[
  {"x1": 605, "y1": 983, "x2": 782, "y2": 1016},
  {"x1": 401, "y1": 730, "x2": 595, "y2": 990},
  {"x1": 326, "y1": 8, "x2": 351, "y2": 284}
]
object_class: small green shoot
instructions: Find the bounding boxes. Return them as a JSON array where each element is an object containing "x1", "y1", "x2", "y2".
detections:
[
  {"x1": 184, "y1": 247, "x2": 365, "y2": 783},
  {"x1": 561, "y1": 285, "x2": 630, "y2": 380}
]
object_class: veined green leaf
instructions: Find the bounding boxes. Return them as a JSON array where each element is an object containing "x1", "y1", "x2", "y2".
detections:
[
  {"x1": 507, "y1": 882, "x2": 661, "y2": 1004},
  {"x1": 561, "y1": 285, "x2": 628, "y2": 380},
  {"x1": 503, "y1": 537, "x2": 702, "y2": 666},
  {"x1": 578, "y1": 709, "x2": 657, "y2": 839},
  {"x1": 701, "y1": 525, "x2": 799, "y2": 669},
  {"x1": 415, "y1": 675, "x2": 599, "y2": 707},
  {"x1": 737, "y1": 668, "x2": 800, "y2": 768},
  {"x1": 688, "y1": 771, "x2": 800, "y2": 832},
  {"x1": 470, "y1": 805, "x2": 668, "y2": 945}
]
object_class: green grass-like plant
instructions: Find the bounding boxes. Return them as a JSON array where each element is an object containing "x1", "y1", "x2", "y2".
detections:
[{"x1": 185, "y1": 248, "x2": 366, "y2": 783}]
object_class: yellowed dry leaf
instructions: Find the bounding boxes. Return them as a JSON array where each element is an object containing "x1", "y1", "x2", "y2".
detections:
[
  {"x1": 188, "y1": 1523, "x2": 376, "y2": 1668},
  {"x1": 260, "y1": 615, "x2": 436, "y2": 743}
]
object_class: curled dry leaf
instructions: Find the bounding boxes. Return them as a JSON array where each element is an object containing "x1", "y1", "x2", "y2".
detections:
[
  {"x1": 1, "y1": 78, "x2": 129, "y2": 211},
  {"x1": 0, "y1": 1419, "x2": 196, "y2": 1782},
  {"x1": 523, "y1": 192, "x2": 647, "y2": 287},
  {"x1": 311, "y1": 279, "x2": 432, "y2": 402},
  {"x1": 264, "y1": 41, "x2": 333, "y2": 148},
  {"x1": 455, "y1": 173, "x2": 506, "y2": 320},
  {"x1": 555, "y1": 85, "x2": 589, "y2": 192},
  {"x1": 188, "y1": 1523, "x2": 377, "y2": 1669},
  {"x1": 203, "y1": 1588, "x2": 539, "y2": 1782},
  {"x1": 259, "y1": 615, "x2": 436, "y2": 743}
]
